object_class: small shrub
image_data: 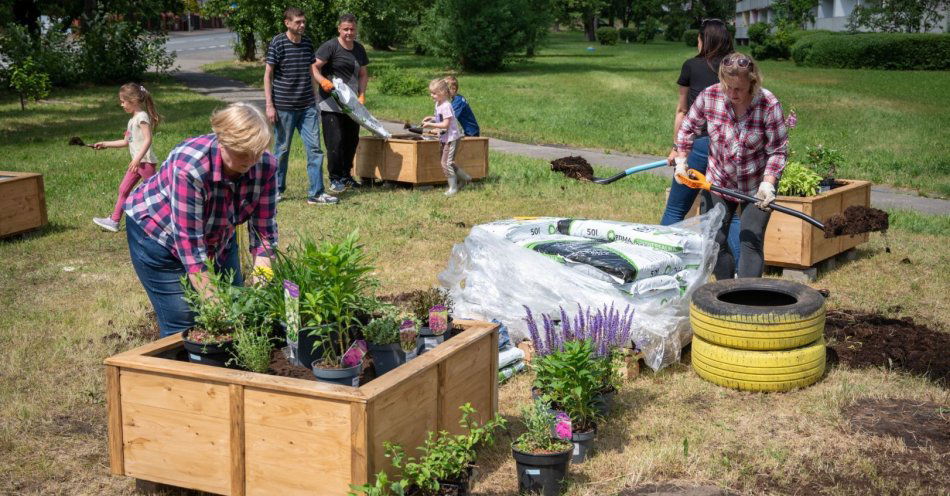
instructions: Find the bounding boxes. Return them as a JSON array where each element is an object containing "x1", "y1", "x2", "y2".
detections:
[
  {"x1": 683, "y1": 29, "x2": 699, "y2": 47},
  {"x1": 637, "y1": 17, "x2": 661, "y2": 44},
  {"x1": 777, "y1": 161, "x2": 821, "y2": 197},
  {"x1": 748, "y1": 22, "x2": 771, "y2": 45},
  {"x1": 805, "y1": 144, "x2": 844, "y2": 180},
  {"x1": 80, "y1": 11, "x2": 175, "y2": 84},
  {"x1": 596, "y1": 27, "x2": 619, "y2": 46},
  {"x1": 231, "y1": 325, "x2": 274, "y2": 373},
  {"x1": 377, "y1": 70, "x2": 429, "y2": 97},
  {"x1": 792, "y1": 32, "x2": 950, "y2": 70},
  {"x1": 9, "y1": 57, "x2": 51, "y2": 110},
  {"x1": 618, "y1": 27, "x2": 637, "y2": 43},
  {"x1": 664, "y1": 21, "x2": 687, "y2": 42}
]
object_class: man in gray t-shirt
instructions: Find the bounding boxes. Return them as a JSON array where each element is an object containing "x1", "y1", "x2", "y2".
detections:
[
  {"x1": 312, "y1": 13, "x2": 370, "y2": 192},
  {"x1": 264, "y1": 7, "x2": 338, "y2": 205}
]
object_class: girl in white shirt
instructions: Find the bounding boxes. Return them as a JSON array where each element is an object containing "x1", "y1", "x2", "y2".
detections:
[{"x1": 423, "y1": 78, "x2": 470, "y2": 196}]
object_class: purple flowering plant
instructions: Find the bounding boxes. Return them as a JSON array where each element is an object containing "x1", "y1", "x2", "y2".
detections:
[
  {"x1": 513, "y1": 400, "x2": 573, "y2": 454},
  {"x1": 399, "y1": 318, "x2": 419, "y2": 353},
  {"x1": 428, "y1": 305, "x2": 449, "y2": 335},
  {"x1": 524, "y1": 303, "x2": 635, "y2": 357}
]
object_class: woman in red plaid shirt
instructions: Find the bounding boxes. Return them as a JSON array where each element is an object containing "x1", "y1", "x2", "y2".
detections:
[
  {"x1": 674, "y1": 52, "x2": 788, "y2": 280},
  {"x1": 124, "y1": 103, "x2": 278, "y2": 337}
]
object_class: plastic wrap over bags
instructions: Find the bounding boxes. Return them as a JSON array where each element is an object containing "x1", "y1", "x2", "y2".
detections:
[
  {"x1": 438, "y1": 206, "x2": 724, "y2": 371},
  {"x1": 330, "y1": 76, "x2": 391, "y2": 139}
]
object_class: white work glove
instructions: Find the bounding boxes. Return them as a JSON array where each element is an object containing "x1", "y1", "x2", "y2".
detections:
[
  {"x1": 673, "y1": 157, "x2": 688, "y2": 184},
  {"x1": 755, "y1": 182, "x2": 776, "y2": 210}
]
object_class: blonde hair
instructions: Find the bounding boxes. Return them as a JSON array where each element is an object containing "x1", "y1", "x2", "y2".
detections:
[
  {"x1": 443, "y1": 75, "x2": 458, "y2": 94},
  {"x1": 429, "y1": 78, "x2": 450, "y2": 99},
  {"x1": 210, "y1": 103, "x2": 272, "y2": 157},
  {"x1": 119, "y1": 82, "x2": 162, "y2": 130},
  {"x1": 718, "y1": 53, "x2": 763, "y2": 96}
]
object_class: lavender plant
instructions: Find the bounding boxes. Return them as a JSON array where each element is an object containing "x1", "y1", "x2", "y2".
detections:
[{"x1": 524, "y1": 303, "x2": 635, "y2": 357}]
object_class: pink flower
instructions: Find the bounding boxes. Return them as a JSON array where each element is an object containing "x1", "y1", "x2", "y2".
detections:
[
  {"x1": 555, "y1": 420, "x2": 572, "y2": 440},
  {"x1": 786, "y1": 111, "x2": 797, "y2": 129}
]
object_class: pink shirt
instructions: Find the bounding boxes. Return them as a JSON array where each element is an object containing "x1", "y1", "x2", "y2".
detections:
[{"x1": 435, "y1": 101, "x2": 461, "y2": 143}]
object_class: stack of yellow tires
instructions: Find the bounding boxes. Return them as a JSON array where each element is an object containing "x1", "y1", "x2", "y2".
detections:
[{"x1": 690, "y1": 279, "x2": 827, "y2": 392}]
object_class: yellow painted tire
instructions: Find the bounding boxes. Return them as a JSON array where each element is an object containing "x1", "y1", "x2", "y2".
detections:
[
  {"x1": 691, "y1": 335, "x2": 826, "y2": 392},
  {"x1": 690, "y1": 278, "x2": 825, "y2": 350}
]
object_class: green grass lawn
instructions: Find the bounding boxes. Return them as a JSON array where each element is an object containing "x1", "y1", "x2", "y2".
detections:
[
  {"x1": 205, "y1": 31, "x2": 950, "y2": 198},
  {"x1": 1, "y1": 79, "x2": 948, "y2": 494}
]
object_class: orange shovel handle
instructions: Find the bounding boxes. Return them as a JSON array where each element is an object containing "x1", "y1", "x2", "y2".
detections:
[{"x1": 676, "y1": 169, "x2": 711, "y2": 190}]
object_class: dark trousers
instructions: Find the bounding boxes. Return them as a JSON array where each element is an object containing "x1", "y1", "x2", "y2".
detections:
[
  {"x1": 321, "y1": 111, "x2": 360, "y2": 182},
  {"x1": 700, "y1": 191, "x2": 772, "y2": 280},
  {"x1": 127, "y1": 221, "x2": 243, "y2": 337}
]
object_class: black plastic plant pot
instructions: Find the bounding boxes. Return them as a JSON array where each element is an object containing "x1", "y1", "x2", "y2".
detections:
[
  {"x1": 368, "y1": 342, "x2": 406, "y2": 376},
  {"x1": 182, "y1": 329, "x2": 233, "y2": 368},
  {"x1": 311, "y1": 360, "x2": 362, "y2": 387},
  {"x1": 438, "y1": 464, "x2": 474, "y2": 496},
  {"x1": 415, "y1": 327, "x2": 446, "y2": 356},
  {"x1": 570, "y1": 428, "x2": 596, "y2": 464},
  {"x1": 294, "y1": 325, "x2": 337, "y2": 368},
  {"x1": 512, "y1": 445, "x2": 572, "y2": 496},
  {"x1": 271, "y1": 320, "x2": 287, "y2": 346}
]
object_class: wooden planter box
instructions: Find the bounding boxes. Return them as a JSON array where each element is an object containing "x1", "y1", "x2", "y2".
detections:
[
  {"x1": 0, "y1": 172, "x2": 47, "y2": 238},
  {"x1": 353, "y1": 137, "x2": 489, "y2": 184},
  {"x1": 672, "y1": 180, "x2": 872, "y2": 269},
  {"x1": 104, "y1": 320, "x2": 499, "y2": 495},
  {"x1": 764, "y1": 180, "x2": 871, "y2": 268}
]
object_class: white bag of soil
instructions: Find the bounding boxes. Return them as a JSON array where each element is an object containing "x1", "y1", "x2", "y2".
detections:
[
  {"x1": 438, "y1": 206, "x2": 725, "y2": 371},
  {"x1": 557, "y1": 219, "x2": 706, "y2": 269},
  {"x1": 330, "y1": 77, "x2": 391, "y2": 139}
]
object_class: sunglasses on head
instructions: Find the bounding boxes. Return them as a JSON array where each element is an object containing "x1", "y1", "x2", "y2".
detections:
[
  {"x1": 701, "y1": 18, "x2": 724, "y2": 27},
  {"x1": 722, "y1": 57, "x2": 753, "y2": 69}
]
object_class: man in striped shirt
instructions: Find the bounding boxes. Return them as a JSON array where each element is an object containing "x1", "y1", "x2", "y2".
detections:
[{"x1": 264, "y1": 7, "x2": 338, "y2": 205}]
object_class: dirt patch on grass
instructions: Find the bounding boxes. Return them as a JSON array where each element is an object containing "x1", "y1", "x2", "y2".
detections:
[
  {"x1": 101, "y1": 311, "x2": 161, "y2": 344},
  {"x1": 824, "y1": 205, "x2": 889, "y2": 238},
  {"x1": 844, "y1": 398, "x2": 949, "y2": 452},
  {"x1": 620, "y1": 483, "x2": 738, "y2": 496},
  {"x1": 550, "y1": 156, "x2": 594, "y2": 181},
  {"x1": 824, "y1": 309, "x2": 949, "y2": 386}
]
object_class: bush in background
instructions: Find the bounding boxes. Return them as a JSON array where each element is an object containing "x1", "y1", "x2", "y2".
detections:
[
  {"x1": 377, "y1": 70, "x2": 429, "y2": 96},
  {"x1": 792, "y1": 32, "x2": 949, "y2": 70},
  {"x1": 747, "y1": 22, "x2": 771, "y2": 46},
  {"x1": 683, "y1": 29, "x2": 699, "y2": 47},
  {"x1": 596, "y1": 27, "x2": 619, "y2": 45},
  {"x1": 636, "y1": 17, "x2": 661, "y2": 44},
  {"x1": 618, "y1": 27, "x2": 637, "y2": 43},
  {"x1": 79, "y1": 12, "x2": 175, "y2": 84}
]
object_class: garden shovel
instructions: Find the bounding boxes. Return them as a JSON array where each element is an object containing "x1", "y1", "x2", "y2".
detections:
[
  {"x1": 592, "y1": 160, "x2": 667, "y2": 184},
  {"x1": 676, "y1": 169, "x2": 826, "y2": 230}
]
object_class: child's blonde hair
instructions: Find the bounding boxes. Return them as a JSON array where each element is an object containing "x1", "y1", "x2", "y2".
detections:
[
  {"x1": 429, "y1": 78, "x2": 450, "y2": 99},
  {"x1": 443, "y1": 75, "x2": 458, "y2": 95},
  {"x1": 210, "y1": 103, "x2": 273, "y2": 157},
  {"x1": 119, "y1": 82, "x2": 162, "y2": 130}
]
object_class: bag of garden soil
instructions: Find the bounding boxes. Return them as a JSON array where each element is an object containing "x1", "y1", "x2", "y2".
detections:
[
  {"x1": 330, "y1": 76, "x2": 391, "y2": 139},
  {"x1": 557, "y1": 219, "x2": 705, "y2": 268},
  {"x1": 478, "y1": 217, "x2": 567, "y2": 242},
  {"x1": 518, "y1": 238, "x2": 683, "y2": 284}
]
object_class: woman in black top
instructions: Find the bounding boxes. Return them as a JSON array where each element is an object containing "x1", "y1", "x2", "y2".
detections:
[
  {"x1": 313, "y1": 13, "x2": 370, "y2": 193},
  {"x1": 660, "y1": 19, "x2": 740, "y2": 259}
]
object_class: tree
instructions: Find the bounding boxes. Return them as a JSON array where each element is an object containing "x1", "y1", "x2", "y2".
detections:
[
  {"x1": 9, "y1": 57, "x2": 51, "y2": 110},
  {"x1": 848, "y1": 0, "x2": 947, "y2": 33},
  {"x1": 771, "y1": 0, "x2": 819, "y2": 28},
  {"x1": 554, "y1": 0, "x2": 607, "y2": 41}
]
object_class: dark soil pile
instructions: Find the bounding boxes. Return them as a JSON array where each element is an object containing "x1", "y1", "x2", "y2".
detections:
[
  {"x1": 823, "y1": 206, "x2": 889, "y2": 238},
  {"x1": 550, "y1": 156, "x2": 594, "y2": 181},
  {"x1": 68, "y1": 136, "x2": 86, "y2": 146},
  {"x1": 268, "y1": 348, "x2": 377, "y2": 384},
  {"x1": 844, "y1": 398, "x2": 949, "y2": 451},
  {"x1": 389, "y1": 133, "x2": 425, "y2": 140},
  {"x1": 824, "y1": 309, "x2": 949, "y2": 386}
]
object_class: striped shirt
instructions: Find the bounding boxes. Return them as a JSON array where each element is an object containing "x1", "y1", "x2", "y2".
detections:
[
  {"x1": 125, "y1": 135, "x2": 279, "y2": 274},
  {"x1": 266, "y1": 33, "x2": 316, "y2": 110},
  {"x1": 676, "y1": 84, "x2": 788, "y2": 201}
]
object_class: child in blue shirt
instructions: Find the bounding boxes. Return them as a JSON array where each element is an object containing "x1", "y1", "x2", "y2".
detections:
[{"x1": 444, "y1": 76, "x2": 480, "y2": 137}]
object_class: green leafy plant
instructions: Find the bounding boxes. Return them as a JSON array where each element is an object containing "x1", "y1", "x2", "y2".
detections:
[
  {"x1": 348, "y1": 463, "x2": 407, "y2": 496},
  {"x1": 748, "y1": 21, "x2": 771, "y2": 45},
  {"x1": 777, "y1": 161, "x2": 822, "y2": 197},
  {"x1": 364, "y1": 312, "x2": 401, "y2": 346},
  {"x1": 513, "y1": 400, "x2": 573, "y2": 453},
  {"x1": 532, "y1": 339, "x2": 602, "y2": 431},
  {"x1": 408, "y1": 288, "x2": 453, "y2": 323},
  {"x1": 180, "y1": 267, "x2": 245, "y2": 343},
  {"x1": 388, "y1": 404, "x2": 506, "y2": 495},
  {"x1": 805, "y1": 144, "x2": 843, "y2": 181},
  {"x1": 230, "y1": 324, "x2": 274, "y2": 373},
  {"x1": 9, "y1": 57, "x2": 50, "y2": 110},
  {"x1": 596, "y1": 27, "x2": 618, "y2": 46},
  {"x1": 619, "y1": 27, "x2": 637, "y2": 43},
  {"x1": 378, "y1": 70, "x2": 429, "y2": 97}
]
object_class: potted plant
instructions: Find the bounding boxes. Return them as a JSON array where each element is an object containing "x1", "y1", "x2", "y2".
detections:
[
  {"x1": 511, "y1": 400, "x2": 574, "y2": 496},
  {"x1": 417, "y1": 305, "x2": 449, "y2": 355},
  {"x1": 365, "y1": 311, "x2": 406, "y2": 376},
  {"x1": 400, "y1": 318, "x2": 419, "y2": 362},
  {"x1": 179, "y1": 267, "x2": 245, "y2": 367},
  {"x1": 389, "y1": 404, "x2": 506, "y2": 495},
  {"x1": 777, "y1": 161, "x2": 822, "y2": 198},
  {"x1": 805, "y1": 144, "x2": 842, "y2": 192}
]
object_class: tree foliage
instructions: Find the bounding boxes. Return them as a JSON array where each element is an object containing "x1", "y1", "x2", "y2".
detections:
[{"x1": 847, "y1": 0, "x2": 947, "y2": 33}]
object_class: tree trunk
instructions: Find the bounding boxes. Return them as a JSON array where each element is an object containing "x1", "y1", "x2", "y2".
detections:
[
  {"x1": 584, "y1": 14, "x2": 597, "y2": 41},
  {"x1": 19, "y1": 94, "x2": 26, "y2": 111},
  {"x1": 239, "y1": 32, "x2": 256, "y2": 61}
]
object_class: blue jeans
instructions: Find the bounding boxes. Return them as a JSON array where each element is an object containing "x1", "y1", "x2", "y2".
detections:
[
  {"x1": 274, "y1": 106, "x2": 325, "y2": 198},
  {"x1": 127, "y1": 221, "x2": 243, "y2": 338},
  {"x1": 660, "y1": 136, "x2": 741, "y2": 262}
]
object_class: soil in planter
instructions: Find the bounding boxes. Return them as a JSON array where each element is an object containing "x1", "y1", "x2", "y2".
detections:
[
  {"x1": 389, "y1": 133, "x2": 426, "y2": 140},
  {"x1": 550, "y1": 156, "x2": 594, "y2": 182},
  {"x1": 823, "y1": 206, "x2": 889, "y2": 238},
  {"x1": 824, "y1": 309, "x2": 949, "y2": 386},
  {"x1": 268, "y1": 349, "x2": 377, "y2": 384}
]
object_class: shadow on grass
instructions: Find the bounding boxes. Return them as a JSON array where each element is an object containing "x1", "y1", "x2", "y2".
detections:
[{"x1": 0, "y1": 221, "x2": 75, "y2": 245}]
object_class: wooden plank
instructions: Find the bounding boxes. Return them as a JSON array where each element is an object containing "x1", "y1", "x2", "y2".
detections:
[
  {"x1": 230, "y1": 384, "x2": 245, "y2": 496},
  {"x1": 120, "y1": 369, "x2": 230, "y2": 419},
  {"x1": 490, "y1": 329, "x2": 499, "y2": 417},
  {"x1": 353, "y1": 137, "x2": 384, "y2": 180},
  {"x1": 440, "y1": 336, "x2": 493, "y2": 433},
  {"x1": 244, "y1": 421, "x2": 351, "y2": 495},
  {"x1": 243, "y1": 388, "x2": 351, "y2": 435},
  {"x1": 436, "y1": 361, "x2": 447, "y2": 431},
  {"x1": 369, "y1": 367, "x2": 439, "y2": 475},
  {"x1": 110, "y1": 354, "x2": 365, "y2": 402},
  {"x1": 104, "y1": 333, "x2": 184, "y2": 364},
  {"x1": 350, "y1": 402, "x2": 369, "y2": 487},
  {"x1": 0, "y1": 172, "x2": 47, "y2": 238},
  {"x1": 122, "y1": 402, "x2": 231, "y2": 495},
  {"x1": 106, "y1": 366, "x2": 124, "y2": 476}
]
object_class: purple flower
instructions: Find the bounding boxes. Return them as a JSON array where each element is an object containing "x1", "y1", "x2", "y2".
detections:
[
  {"x1": 786, "y1": 111, "x2": 797, "y2": 129},
  {"x1": 429, "y1": 305, "x2": 449, "y2": 334},
  {"x1": 554, "y1": 411, "x2": 572, "y2": 440}
]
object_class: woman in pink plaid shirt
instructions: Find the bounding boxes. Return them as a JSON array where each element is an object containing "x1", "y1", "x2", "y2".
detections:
[{"x1": 674, "y1": 52, "x2": 788, "y2": 280}]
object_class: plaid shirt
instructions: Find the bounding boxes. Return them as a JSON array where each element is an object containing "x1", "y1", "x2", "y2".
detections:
[
  {"x1": 125, "y1": 134, "x2": 278, "y2": 274},
  {"x1": 676, "y1": 84, "x2": 788, "y2": 201}
]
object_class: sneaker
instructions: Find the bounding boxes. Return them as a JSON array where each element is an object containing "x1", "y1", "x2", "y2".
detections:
[
  {"x1": 343, "y1": 177, "x2": 366, "y2": 189},
  {"x1": 93, "y1": 217, "x2": 120, "y2": 232},
  {"x1": 307, "y1": 193, "x2": 340, "y2": 205},
  {"x1": 276, "y1": 193, "x2": 284, "y2": 202},
  {"x1": 328, "y1": 180, "x2": 346, "y2": 193}
]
